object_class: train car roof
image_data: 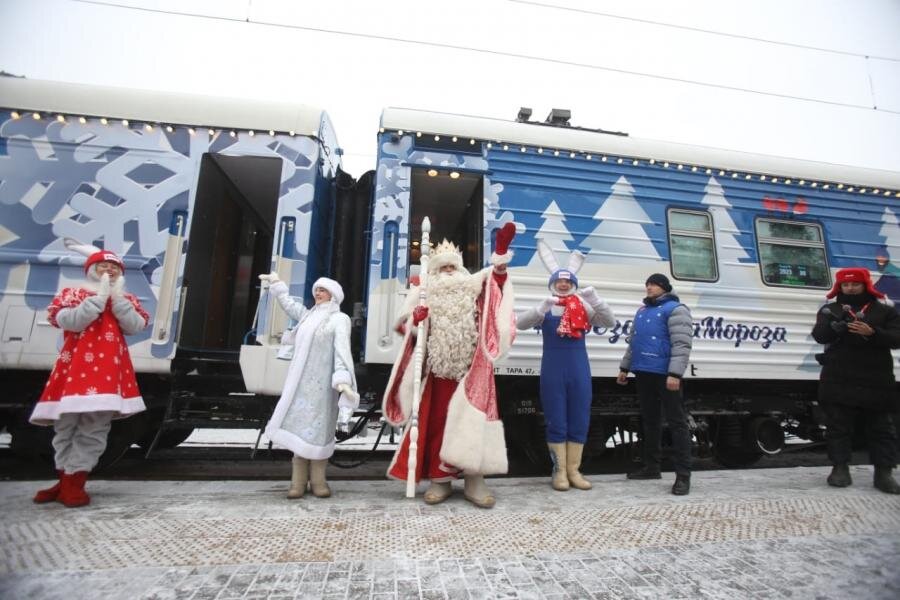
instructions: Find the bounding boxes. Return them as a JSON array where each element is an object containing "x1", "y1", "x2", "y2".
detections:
[
  {"x1": 0, "y1": 77, "x2": 326, "y2": 136},
  {"x1": 381, "y1": 107, "x2": 900, "y2": 193}
]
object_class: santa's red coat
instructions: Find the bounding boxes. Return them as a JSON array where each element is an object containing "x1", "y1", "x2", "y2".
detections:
[{"x1": 30, "y1": 287, "x2": 149, "y2": 425}]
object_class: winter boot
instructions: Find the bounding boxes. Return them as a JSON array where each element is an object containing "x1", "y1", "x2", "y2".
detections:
[
  {"x1": 33, "y1": 470, "x2": 64, "y2": 504},
  {"x1": 309, "y1": 459, "x2": 331, "y2": 498},
  {"x1": 565, "y1": 442, "x2": 592, "y2": 490},
  {"x1": 547, "y1": 442, "x2": 569, "y2": 491},
  {"x1": 671, "y1": 473, "x2": 691, "y2": 496},
  {"x1": 287, "y1": 456, "x2": 309, "y2": 499},
  {"x1": 873, "y1": 466, "x2": 900, "y2": 494},
  {"x1": 463, "y1": 474, "x2": 496, "y2": 509},
  {"x1": 627, "y1": 465, "x2": 662, "y2": 480},
  {"x1": 58, "y1": 471, "x2": 91, "y2": 508},
  {"x1": 827, "y1": 464, "x2": 852, "y2": 488},
  {"x1": 424, "y1": 481, "x2": 453, "y2": 505}
]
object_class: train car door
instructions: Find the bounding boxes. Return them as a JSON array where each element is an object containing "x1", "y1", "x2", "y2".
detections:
[{"x1": 176, "y1": 153, "x2": 280, "y2": 369}]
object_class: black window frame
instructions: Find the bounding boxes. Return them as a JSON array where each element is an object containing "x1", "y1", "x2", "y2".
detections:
[
  {"x1": 666, "y1": 207, "x2": 719, "y2": 283},
  {"x1": 754, "y1": 216, "x2": 831, "y2": 289}
]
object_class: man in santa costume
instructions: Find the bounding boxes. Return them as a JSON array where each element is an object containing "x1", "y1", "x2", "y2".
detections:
[
  {"x1": 30, "y1": 245, "x2": 149, "y2": 507},
  {"x1": 382, "y1": 223, "x2": 516, "y2": 508}
]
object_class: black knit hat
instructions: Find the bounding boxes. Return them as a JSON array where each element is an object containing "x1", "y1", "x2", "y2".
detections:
[{"x1": 645, "y1": 273, "x2": 672, "y2": 293}]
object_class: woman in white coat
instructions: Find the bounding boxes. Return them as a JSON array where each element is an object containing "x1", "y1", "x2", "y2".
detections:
[{"x1": 259, "y1": 273, "x2": 359, "y2": 498}]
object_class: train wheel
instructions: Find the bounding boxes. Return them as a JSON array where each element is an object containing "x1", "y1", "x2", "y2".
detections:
[
  {"x1": 135, "y1": 408, "x2": 195, "y2": 451},
  {"x1": 8, "y1": 414, "x2": 54, "y2": 463},
  {"x1": 713, "y1": 444, "x2": 763, "y2": 468},
  {"x1": 504, "y1": 414, "x2": 550, "y2": 470},
  {"x1": 94, "y1": 412, "x2": 151, "y2": 472},
  {"x1": 711, "y1": 416, "x2": 763, "y2": 468}
]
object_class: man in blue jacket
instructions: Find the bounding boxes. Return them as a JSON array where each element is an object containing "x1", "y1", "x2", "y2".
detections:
[{"x1": 616, "y1": 273, "x2": 694, "y2": 495}]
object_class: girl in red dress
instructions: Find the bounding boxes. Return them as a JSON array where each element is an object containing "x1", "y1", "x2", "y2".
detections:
[{"x1": 30, "y1": 244, "x2": 149, "y2": 507}]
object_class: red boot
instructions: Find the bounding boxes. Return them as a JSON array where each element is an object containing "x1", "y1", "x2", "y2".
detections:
[
  {"x1": 58, "y1": 471, "x2": 91, "y2": 508},
  {"x1": 33, "y1": 470, "x2": 64, "y2": 504}
]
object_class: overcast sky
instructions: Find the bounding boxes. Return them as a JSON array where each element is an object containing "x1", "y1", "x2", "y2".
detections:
[{"x1": 1, "y1": 0, "x2": 899, "y2": 177}]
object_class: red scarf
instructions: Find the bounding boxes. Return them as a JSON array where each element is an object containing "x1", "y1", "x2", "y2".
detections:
[{"x1": 556, "y1": 295, "x2": 589, "y2": 338}]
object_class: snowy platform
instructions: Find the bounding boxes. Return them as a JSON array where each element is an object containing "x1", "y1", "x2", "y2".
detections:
[{"x1": 1, "y1": 466, "x2": 899, "y2": 599}]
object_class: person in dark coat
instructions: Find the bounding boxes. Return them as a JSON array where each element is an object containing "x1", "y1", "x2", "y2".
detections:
[
  {"x1": 617, "y1": 273, "x2": 693, "y2": 495},
  {"x1": 812, "y1": 267, "x2": 900, "y2": 494}
]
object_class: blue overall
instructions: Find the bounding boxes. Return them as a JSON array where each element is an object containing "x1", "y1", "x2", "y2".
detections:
[{"x1": 540, "y1": 313, "x2": 592, "y2": 443}]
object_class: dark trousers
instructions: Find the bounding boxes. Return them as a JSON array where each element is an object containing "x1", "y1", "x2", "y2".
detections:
[
  {"x1": 823, "y1": 402, "x2": 898, "y2": 467},
  {"x1": 635, "y1": 372, "x2": 692, "y2": 475}
]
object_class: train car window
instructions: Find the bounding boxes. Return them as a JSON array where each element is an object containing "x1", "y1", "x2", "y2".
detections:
[
  {"x1": 755, "y1": 218, "x2": 830, "y2": 288},
  {"x1": 667, "y1": 209, "x2": 718, "y2": 281}
]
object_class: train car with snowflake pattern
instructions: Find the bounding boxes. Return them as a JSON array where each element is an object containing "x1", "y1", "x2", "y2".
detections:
[{"x1": 2, "y1": 77, "x2": 900, "y2": 468}]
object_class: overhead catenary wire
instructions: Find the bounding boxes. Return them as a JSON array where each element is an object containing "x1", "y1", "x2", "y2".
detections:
[
  {"x1": 71, "y1": 0, "x2": 900, "y2": 116},
  {"x1": 511, "y1": 0, "x2": 900, "y2": 62}
]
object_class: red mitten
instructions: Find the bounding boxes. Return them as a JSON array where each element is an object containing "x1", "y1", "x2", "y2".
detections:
[
  {"x1": 412, "y1": 305, "x2": 429, "y2": 325},
  {"x1": 495, "y1": 222, "x2": 516, "y2": 255}
]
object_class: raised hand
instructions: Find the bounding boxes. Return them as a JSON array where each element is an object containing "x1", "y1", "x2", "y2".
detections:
[
  {"x1": 539, "y1": 297, "x2": 556, "y2": 315},
  {"x1": 111, "y1": 275, "x2": 125, "y2": 298},
  {"x1": 495, "y1": 222, "x2": 516, "y2": 255},
  {"x1": 580, "y1": 286, "x2": 600, "y2": 306},
  {"x1": 258, "y1": 271, "x2": 281, "y2": 284},
  {"x1": 96, "y1": 273, "x2": 111, "y2": 303}
]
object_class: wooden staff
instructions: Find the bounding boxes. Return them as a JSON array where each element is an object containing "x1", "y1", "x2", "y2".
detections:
[{"x1": 407, "y1": 217, "x2": 431, "y2": 498}]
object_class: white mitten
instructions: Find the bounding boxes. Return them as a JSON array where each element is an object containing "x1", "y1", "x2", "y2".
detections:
[
  {"x1": 336, "y1": 383, "x2": 360, "y2": 404},
  {"x1": 111, "y1": 275, "x2": 125, "y2": 298},
  {"x1": 538, "y1": 297, "x2": 556, "y2": 315},
  {"x1": 96, "y1": 273, "x2": 111, "y2": 304},
  {"x1": 580, "y1": 286, "x2": 600, "y2": 306},
  {"x1": 258, "y1": 271, "x2": 281, "y2": 285}
]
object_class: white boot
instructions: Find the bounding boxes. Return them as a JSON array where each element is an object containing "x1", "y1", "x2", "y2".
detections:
[
  {"x1": 309, "y1": 459, "x2": 331, "y2": 498},
  {"x1": 287, "y1": 456, "x2": 309, "y2": 499},
  {"x1": 424, "y1": 481, "x2": 453, "y2": 505},
  {"x1": 463, "y1": 474, "x2": 496, "y2": 509}
]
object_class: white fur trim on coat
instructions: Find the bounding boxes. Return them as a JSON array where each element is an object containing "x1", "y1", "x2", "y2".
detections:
[
  {"x1": 30, "y1": 394, "x2": 146, "y2": 426},
  {"x1": 490, "y1": 251, "x2": 513, "y2": 266},
  {"x1": 440, "y1": 381, "x2": 508, "y2": 475}
]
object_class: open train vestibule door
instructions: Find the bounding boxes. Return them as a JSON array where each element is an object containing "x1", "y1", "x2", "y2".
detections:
[
  {"x1": 177, "y1": 153, "x2": 280, "y2": 369},
  {"x1": 408, "y1": 168, "x2": 484, "y2": 271}
]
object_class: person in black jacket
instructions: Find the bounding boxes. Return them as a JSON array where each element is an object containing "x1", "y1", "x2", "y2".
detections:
[{"x1": 812, "y1": 267, "x2": 900, "y2": 494}]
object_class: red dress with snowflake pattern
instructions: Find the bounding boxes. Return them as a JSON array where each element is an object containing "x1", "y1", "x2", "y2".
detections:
[{"x1": 30, "y1": 287, "x2": 149, "y2": 425}]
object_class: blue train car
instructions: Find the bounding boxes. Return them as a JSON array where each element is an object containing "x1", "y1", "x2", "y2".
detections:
[
  {"x1": 360, "y1": 107, "x2": 900, "y2": 465},
  {"x1": 0, "y1": 77, "x2": 343, "y2": 457},
  {"x1": 4, "y1": 77, "x2": 900, "y2": 467}
]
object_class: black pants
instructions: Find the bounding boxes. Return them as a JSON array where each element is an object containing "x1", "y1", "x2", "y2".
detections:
[
  {"x1": 635, "y1": 372, "x2": 691, "y2": 475},
  {"x1": 824, "y1": 402, "x2": 898, "y2": 467}
]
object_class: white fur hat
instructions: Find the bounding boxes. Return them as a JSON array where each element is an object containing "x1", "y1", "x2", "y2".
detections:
[{"x1": 312, "y1": 277, "x2": 344, "y2": 304}]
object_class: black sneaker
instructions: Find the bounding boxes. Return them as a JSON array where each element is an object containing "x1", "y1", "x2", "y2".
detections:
[
  {"x1": 671, "y1": 473, "x2": 691, "y2": 495},
  {"x1": 627, "y1": 466, "x2": 662, "y2": 480}
]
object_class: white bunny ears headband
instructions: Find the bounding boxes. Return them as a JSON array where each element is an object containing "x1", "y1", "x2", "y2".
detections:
[{"x1": 536, "y1": 239, "x2": 585, "y2": 291}]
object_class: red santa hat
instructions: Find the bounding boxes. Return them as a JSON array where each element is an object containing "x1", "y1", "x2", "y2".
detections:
[
  {"x1": 84, "y1": 250, "x2": 125, "y2": 274},
  {"x1": 825, "y1": 267, "x2": 884, "y2": 299}
]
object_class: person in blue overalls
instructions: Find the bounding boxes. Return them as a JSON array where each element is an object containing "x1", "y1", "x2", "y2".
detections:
[{"x1": 517, "y1": 241, "x2": 615, "y2": 491}]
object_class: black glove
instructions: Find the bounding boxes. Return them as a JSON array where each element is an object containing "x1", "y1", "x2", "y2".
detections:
[{"x1": 830, "y1": 320, "x2": 849, "y2": 335}]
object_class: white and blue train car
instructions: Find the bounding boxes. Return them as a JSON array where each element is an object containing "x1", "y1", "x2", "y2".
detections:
[
  {"x1": 0, "y1": 77, "x2": 344, "y2": 455},
  {"x1": 363, "y1": 107, "x2": 900, "y2": 465}
]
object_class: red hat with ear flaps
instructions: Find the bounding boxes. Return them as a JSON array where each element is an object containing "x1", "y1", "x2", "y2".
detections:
[{"x1": 825, "y1": 267, "x2": 884, "y2": 299}]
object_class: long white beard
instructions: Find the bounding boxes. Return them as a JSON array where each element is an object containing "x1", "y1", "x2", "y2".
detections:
[{"x1": 425, "y1": 269, "x2": 482, "y2": 381}]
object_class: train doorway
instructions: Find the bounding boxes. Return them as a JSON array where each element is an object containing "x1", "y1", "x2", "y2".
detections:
[
  {"x1": 408, "y1": 168, "x2": 483, "y2": 269},
  {"x1": 178, "y1": 154, "x2": 280, "y2": 358}
]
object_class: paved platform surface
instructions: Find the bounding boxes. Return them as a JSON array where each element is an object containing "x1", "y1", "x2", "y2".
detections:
[{"x1": 1, "y1": 465, "x2": 899, "y2": 599}]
